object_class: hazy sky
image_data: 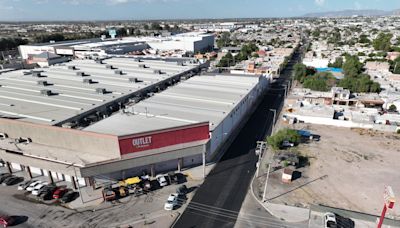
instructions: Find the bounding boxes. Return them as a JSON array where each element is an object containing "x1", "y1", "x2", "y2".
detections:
[{"x1": 0, "y1": 0, "x2": 399, "y2": 21}]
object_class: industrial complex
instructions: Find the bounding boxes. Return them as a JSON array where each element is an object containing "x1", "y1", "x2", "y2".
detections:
[
  {"x1": 0, "y1": 56, "x2": 270, "y2": 190},
  {"x1": 18, "y1": 32, "x2": 215, "y2": 60}
]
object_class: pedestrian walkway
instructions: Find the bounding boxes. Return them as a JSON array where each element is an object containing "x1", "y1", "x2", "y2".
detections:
[{"x1": 261, "y1": 202, "x2": 310, "y2": 223}]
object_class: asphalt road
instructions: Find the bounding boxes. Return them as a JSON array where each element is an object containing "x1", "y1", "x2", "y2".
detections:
[{"x1": 174, "y1": 45, "x2": 304, "y2": 228}]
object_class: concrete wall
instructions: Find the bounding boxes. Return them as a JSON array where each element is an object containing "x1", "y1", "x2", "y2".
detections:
[
  {"x1": 0, "y1": 119, "x2": 120, "y2": 158},
  {"x1": 209, "y1": 76, "x2": 269, "y2": 157},
  {"x1": 287, "y1": 113, "x2": 399, "y2": 133}
]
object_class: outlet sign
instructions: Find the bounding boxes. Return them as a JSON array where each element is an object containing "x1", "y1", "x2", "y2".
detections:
[{"x1": 132, "y1": 136, "x2": 152, "y2": 148}]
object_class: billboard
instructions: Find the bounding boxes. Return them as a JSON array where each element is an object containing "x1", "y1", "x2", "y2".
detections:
[{"x1": 118, "y1": 123, "x2": 209, "y2": 155}]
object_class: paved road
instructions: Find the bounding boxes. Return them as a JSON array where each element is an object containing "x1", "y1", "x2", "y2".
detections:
[{"x1": 174, "y1": 44, "x2": 305, "y2": 228}]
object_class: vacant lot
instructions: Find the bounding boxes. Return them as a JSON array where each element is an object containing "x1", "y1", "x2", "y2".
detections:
[{"x1": 263, "y1": 124, "x2": 400, "y2": 219}]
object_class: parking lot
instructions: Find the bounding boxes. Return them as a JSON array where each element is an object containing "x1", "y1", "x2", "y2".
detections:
[{"x1": 0, "y1": 165, "x2": 204, "y2": 227}]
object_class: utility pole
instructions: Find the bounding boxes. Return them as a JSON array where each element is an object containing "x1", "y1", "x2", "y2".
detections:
[
  {"x1": 255, "y1": 141, "x2": 266, "y2": 178},
  {"x1": 262, "y1": 163, "x2": 271, "y2": 202},
  {"x1": 270, "y1": 109, "x2": 277, "y2": 134}
]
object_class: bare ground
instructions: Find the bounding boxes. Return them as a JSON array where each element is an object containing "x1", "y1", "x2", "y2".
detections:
[{"x1": 261, "y1": 124, "x2": 400, "y2": 219}]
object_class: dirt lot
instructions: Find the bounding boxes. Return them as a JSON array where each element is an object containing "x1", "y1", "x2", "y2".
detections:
[{"x1": 262, "y1": 124, "x2": 400, "y2": 219}]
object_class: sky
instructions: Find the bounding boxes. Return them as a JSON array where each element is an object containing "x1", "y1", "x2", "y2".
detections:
[{"x1": 0, "y1": 0, "x2": 399, "y2": 21}]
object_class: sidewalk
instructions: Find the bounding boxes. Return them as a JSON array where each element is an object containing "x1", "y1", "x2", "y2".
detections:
[{"x1": 262, "y1": 202, "x2": 310, "y2": 223}]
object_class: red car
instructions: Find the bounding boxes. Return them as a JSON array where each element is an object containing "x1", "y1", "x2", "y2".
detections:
[
  {"x1": 53, "y1": 188, "x2": 68, "y2": 199},
  {"x1": 0, "y1": 215, "x2": 13, "y2": 227}
]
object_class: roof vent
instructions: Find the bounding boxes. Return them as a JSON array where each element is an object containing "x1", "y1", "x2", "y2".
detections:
[
  {"x1": 40, "y1": 89, "x2": 52, "y2": 96},
  {"x1": 32, "y1": 72, "x2": 42, "y2": 77},
  {"x1": 114, "y1": 70, "x2": 124, "y2": 75},
  {"x1": 37, "y1": 80, "x2": 49, "y2": 86},
  {"x1": 15, "y1": 137, "x2": 32, "y2": 144},
  {"x1": 129, "y1": 77, "x2": 140, "y2": 83},
  {"x1": 0, "y1": 133, "x2": 8, "y2": 140},
  {"x1": 83, "y1": 78, "x2": 93, "y2": 84},
  {"x1": 76, "y1": 71, "x2": 87, "y2": 76},
  {"x1": 68, "y1": 66, "x2": 77, "y2": 70},
  {"x1": 95, "y1": 88, "x2": 107, "y2": 94}
]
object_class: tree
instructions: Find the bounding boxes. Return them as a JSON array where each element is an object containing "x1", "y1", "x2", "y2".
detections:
[
  {"x1": 359, "y1": 34, "x2": 371, "y2": 44},
  {"x1": 217, "y1": 32, "x2": 231, "y2": 49},
  {"x1": 294, "y1": 63, "x2": 307, "y2": 82},
  {"x1": 151, "y1": 22, "x2": 162, "y2": 30},
  {"x1": 267, "y1": 128, "x2": 301, "y2": 150},
  {"x1": 328, "y1": 57, "x2": 343, "y2": 68},
  {"x1": 302, "y1": 72, "x2": 336, "y2": 92},
  {"x1": 389, "y1": 104, "x2": 397, "y2": 112},
  {"x1": 372, "y1": 33, "x2": 393, "y2": 52},
  {"x1": 217, "y1": 52, "x2": 235, "y2": 67},
  {"x1": 337, "y1": 74, "x2": 381, "y2": 93},
  {"x1": 342, "y1": 55, "x2": 363, "y2": 78}
]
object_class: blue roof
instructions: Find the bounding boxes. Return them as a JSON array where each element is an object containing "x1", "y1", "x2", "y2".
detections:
[{"x1": 297, "y1": 130, "x2": 311, "y2": 137}]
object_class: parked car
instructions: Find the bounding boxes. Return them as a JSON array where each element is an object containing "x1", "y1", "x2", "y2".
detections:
[
  {"x1": 32, "y1": 182, "x2": 49, "y2": 196},
  {"x1": 60, "y1": 191, "x2": 79, "y2": 204},
  {"x1": 0, "y1": 215, "x2": 13, "y2": 228},
  {"x1": 18, "y1": 180, "x2": 33, "y2": 190},
  {"x1": 26, "y1": 181, "x2": 44, "y2": 192},
  {"x1": 281, "y1": 140, "x2": 295, "y2": 148},
  {"x1": 324, "y1": 212, "x2": 337, "y2": 228},
  {"x1": 0, "y1": 174, "x2": 12, "y2": 184},
  {"x1": 1, "y1": 176, "x2": 16, "y2": 186},
  {"x1": 53, "y1": 188, "x2": 68, "y2": 199},
  {"x1": 38, "y1": 185, "x2": 57, "y2": 198},
  {"x1": 156, "y1": 175, "x2": 168, "y2": 187},
  {"x1": 164, "y1": 193, "x2": 179, "y2": 211},
  {"x1": 176, "y1": 185, "x2": 188, "y2": 195},
  {"x1": 4, "y1": 176, "x2": 23, "y2": 186}
]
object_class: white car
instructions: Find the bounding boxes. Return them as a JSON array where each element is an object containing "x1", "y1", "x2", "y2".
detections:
[
  {"x1": 26, "y1": 181, "x2": 43, "y2": 192},
  {"x1": 156, "y1": 175, "x2": 168, "y2": 187},
  {"x1": 324, "y1": 212, "x2": 337, "y2": 228},
  {"x1": 282, "y1": 140, "x2": 295, "y2": 147},
  {"x1": 164, "y1": 193, "x2": 179, "y2": 211},
  {"x1": 17, "y1": 180, "x2": 33, "y2": 190},
  {"x1": 31, "y1": 182, "x2": 49, "y2": 196}
]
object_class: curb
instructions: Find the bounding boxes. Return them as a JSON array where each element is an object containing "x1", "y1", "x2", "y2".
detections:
[
  {"x1": 169, "y1": 212, "x2": 181, "y2": 228},
  {"x1": 249, "y1": 173, "x2": 309, "y2": 223}
]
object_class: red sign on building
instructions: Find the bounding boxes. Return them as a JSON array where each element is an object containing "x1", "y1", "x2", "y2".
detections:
[{"x1": 118, "y1": 122, "x2": 210, "y2": 155}]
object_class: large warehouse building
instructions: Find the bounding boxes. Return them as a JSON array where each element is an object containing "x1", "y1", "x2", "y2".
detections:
[
  {"x1": 0, "y1": 57, "x2": 269, "y2": 190},
  {"x1": 19, "y1": 32, "x2": 215, "y2": 61}
]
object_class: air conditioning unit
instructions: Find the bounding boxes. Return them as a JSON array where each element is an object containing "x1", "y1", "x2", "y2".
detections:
[
  {"x1": 106, "y1": 65, "x2": 115, "y2": 69},
  {"x1": 40, "y1": 89, "x2": 52, "y2": 96},
  {"x1": 115, "y1": 70, "x2": 123, "y2": 75},
  {"x1": 153, "y1": 70, "x2": 162, "y2": 74},
  {"x1": 95, "y1": 60, "x2": 104, "y2": 64},
  {"x1": 76, "y1": 71, "x2": 85, "y2": 76},
  {"x1": 138, "y1": 64, "x2": 146, "y2": 68},
  {"x1": 129, "y1": 77, "x2": 138, "y2": 83},
  {"x1": 177, "y1": 62, "x2": 184, "y2": 66},
  {"x1": 32, "y1": 72, "x2": 42, "y2": 77},
  {"x1": 15, "y1": 137, "x2": 32, "y2": 144},
  {"x1": 95, "y1": 88, "x2": 107, "y2": 94},
  {"x1": 37, "y1": 80, "x2": 49, "y2": 86},
  {"x1": 68, "y1": 66, "x2": 77, "y2": 70},
  {"x1": 83, "y1": 79, "x2": 93, "y2": 84},
  {"x1": 0, "y1": 133, "x2": 8, "y2": 140}
]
